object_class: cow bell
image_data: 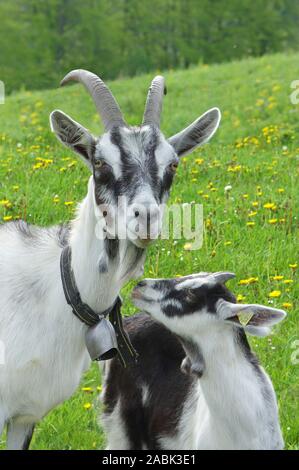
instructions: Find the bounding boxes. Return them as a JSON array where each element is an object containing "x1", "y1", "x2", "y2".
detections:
[{"x1": 85, "y1": 318, "x2": 118, "y2": 361}]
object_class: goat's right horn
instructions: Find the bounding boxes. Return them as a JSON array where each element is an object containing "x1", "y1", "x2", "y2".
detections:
[
  {"x1": 60, "y1": 69, "x2": 127, "y2": 131},
  {"x1": 212, "y1": 272, "x2": 236, "y2": 284},
  {"x1": 142, "y1": 75, "x2": 167, "y2": 128}
]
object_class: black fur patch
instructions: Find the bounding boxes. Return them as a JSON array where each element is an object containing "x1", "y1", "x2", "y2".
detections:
[
  {"x1": 161, "y1": 281, "x2": 236, "y2": 317},
  {"x1": 102, "y1": 313, "x2": 195, "y2": 450}
]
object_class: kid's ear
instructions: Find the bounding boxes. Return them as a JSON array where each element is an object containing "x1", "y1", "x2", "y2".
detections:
[
  {"x1": 168, "y1": 107, "x2": 221, "y2": 157},
  {"x1": 50, "y1": 110, "x2": 96, "y2": 170},
  {"x1": 217, "y1": 299, "x2": 287, "y2": 337}
]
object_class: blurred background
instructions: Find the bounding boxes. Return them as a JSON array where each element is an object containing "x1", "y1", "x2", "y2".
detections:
[{"x1": 1, "y1": 0, "x2": 299, "y2": 94}]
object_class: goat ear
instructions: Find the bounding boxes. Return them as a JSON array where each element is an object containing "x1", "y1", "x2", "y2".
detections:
[
  {"x1": 50, "y1": 110, "x2": 96, "y2": 169},
  {"x1": 217, "y1": 299, "x2": 287, "y2": 337},
  {"x1": 168, "y1": 107, "x2": 221, "y2": 157}
]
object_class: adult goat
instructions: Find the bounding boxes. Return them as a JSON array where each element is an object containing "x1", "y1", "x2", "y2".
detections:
[{"x1": 0, "y1": 70, "x2": 220, "y2": 449}]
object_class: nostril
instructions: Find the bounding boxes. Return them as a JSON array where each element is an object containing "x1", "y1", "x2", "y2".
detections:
[{"x1": 134, "y1": 210, "x2": 140, "y2": 218}]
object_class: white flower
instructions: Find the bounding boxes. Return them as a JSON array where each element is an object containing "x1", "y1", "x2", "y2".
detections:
[{"x1": 224, "y1": 184, "x2": 232, "y2": 193}]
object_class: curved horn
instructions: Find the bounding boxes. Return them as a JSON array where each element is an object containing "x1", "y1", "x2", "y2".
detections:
[
  {"x1": 212, "y1": 272, "x2": 236, "y2": 284},
  {"x1": 142, "y1": 75, "x2": 166, "y2": 127},
  {"x1": 60, "y1": 69, "x2": 127, "y2": 131}
]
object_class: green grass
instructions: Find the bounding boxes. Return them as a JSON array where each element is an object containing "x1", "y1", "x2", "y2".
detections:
[{"x1": 0, "y1": 52, "x2": 298, "y2": 450}]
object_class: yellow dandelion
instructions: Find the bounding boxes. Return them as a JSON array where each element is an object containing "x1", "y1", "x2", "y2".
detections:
[
  {"x1": 64, "y1": 201, "x2": 74, "y2": 206},
  {"x1": 53, "y1": 195, "x2": 60, "y2": 203},
  {"x1": 271, "y1": 275, "x2": 284, "y2": 281},
  {"x1": 277, "y1": 188, "x2": 285, "y2": 194},
  {"x1": 289, "y1": 263, "x2": 297, "y2": 269},
  {"x1": 243, "y1": 194, "x2": 249, "y2": 199},
  {"x1": 248, "y1": 211, "x2": 257, "y2": 217},
  {"x1": 83, "y1": 403, "x2": 92, "y2": 410},
  {"x1": 263, "y1": 202, "x2": 277, "y2": 210},
  {"x1": 252, "y1": 202, "x2": 259, "y2": 208},
  {"x1": 239, "y1": 277, "x2": 258, "y2": 286},
  {"x1": 246, "y1": 222, "x2": 255, "y2": 227},
  {"x1": 283, "y1": 280, "x2": 294, "y2": 284},
  {"x1": 237, "y1": 294, "x2": 246, "y2": 302},
  {"x1": 268, "y1": 290, "x2": 281, "y2": 298},
  {"x1": 82, "y1": 387, "x2": 93, "y2": 393},
  {"x1": 3, "y1": 215, "x2": 13, "y2": 222},
  {"x1": 282, "y1": 302, "x2": 292, "y2": 309},
  {"x1": 97, "y1": 386, "x2": 102, "y2": 392},
  {"x1": 268, "y1": 219, "x2": 278, "y2": 225}
]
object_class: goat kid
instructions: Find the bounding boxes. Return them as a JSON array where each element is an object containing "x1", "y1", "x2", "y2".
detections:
[
  {"x1": 101, "y1": 272, "x2": 286, "y2": 450},
  {"x1": 0, "y1": 70, "x2": 220, "y2": 449}
]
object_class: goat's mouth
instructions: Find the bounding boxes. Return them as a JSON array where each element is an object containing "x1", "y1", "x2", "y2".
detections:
[{"x1": 131, "y1": 237, "x2": 154, "y2": 249}]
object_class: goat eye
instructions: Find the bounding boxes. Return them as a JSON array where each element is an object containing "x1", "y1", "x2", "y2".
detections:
[
  {"x1": 94, "y1": 160, "x2": 105, "y2": 170},
  {"x1": 169, "y1": 162, "x2": 178, "y2": 172}
]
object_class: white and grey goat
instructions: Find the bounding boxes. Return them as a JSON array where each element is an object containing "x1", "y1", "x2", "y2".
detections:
[
  {"x1": 0, "y1": 70, "x2": 220, "y2": 449},
  {"x1": 101, "y1": 272, "x2": 286, "y2": 450}
]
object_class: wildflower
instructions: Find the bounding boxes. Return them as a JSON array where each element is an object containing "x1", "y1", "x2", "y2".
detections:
[
  {"x1": 64, "y1": 201, "x2": 74, "y2": 206},
  {"x1": 289, "y1": 263, "x2": 297, "y2": 269},
  {"x1": 282, "y1": 302, "x2": 292, "y2": 309},
  {"x1": 82, "y1": 387, "x2": 93, "y2": 393},
  {"x1": 239, "y1": 277, "x2": 258, "y2": 286},
  {"x1": 184, "y1": 243, "x2": 192, "y2": 251},
  {"x1": 271, "y1": 275, "x2": 284, "y2": 281},
  {"x1": 3, "y1": 215, "x2": 13, "y2": 221},
  {"x1": 83, "y1": 403, "x2": 92, "y2": 410},
  {"x1": 263, "y1": 202, "x2": 277, "y2": 210},
  {"x1": 0, "y1": 199, "x2": 11, "y2": 208},
  {"x1": 243, "y1": 194, "x2": 249, "y2": 199},
  {"x1": 248, "y1": 211, "x2": 257, "y2": 217},
  {"x1": 268, "y1": 219, "x2": 278, "y2": 225},
  {"x1": 283, "y1": 280, "x2": 294, "y2": 284},
  {"x1": 237, "y1": 294, "x2": 246, "y2": 302},
  {"x1": 97, "y1": 386, "x2": 102, "y2": 392},
  {"x1": 277, "y1": 188, "x2": 285, "y2": 194},
  {"x1": 53, "y1": 195, "x2": 60, "y2": 203},
  {"x1": 195, "y1": 158, "x2": 204, "y2": 165},
  {"x1": 246, "y1": 222, "x2": 255, "y2": 227},
  {"x1": 268, "y1": 290, "x2": 281, "y2": 298},
  {"x1": 224, "y1": 184, "x2": 232, "y2": 193},
  {"x1": 252, "y1": 201, "x2": 259, "y2": 208}
]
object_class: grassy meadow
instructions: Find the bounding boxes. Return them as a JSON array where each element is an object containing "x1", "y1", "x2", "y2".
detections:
[{"x1": 0, "y1": 52, "x2": 298, "y2": 450}]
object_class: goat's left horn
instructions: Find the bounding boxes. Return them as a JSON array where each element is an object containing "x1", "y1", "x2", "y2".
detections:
[
  {"x1": 142, "y1": 75, "x2": 167, "y2": 128},
  {"x1": 212, "y1": 272, "x2": 236, "y2": 284},
  {"x1": 60, "y1": 69, "x2": 127, "y2": 131}
]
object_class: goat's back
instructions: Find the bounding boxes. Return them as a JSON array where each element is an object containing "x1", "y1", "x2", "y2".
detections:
[{"x1": 101, "y1": 312, "x2": 194, "y2": 450}]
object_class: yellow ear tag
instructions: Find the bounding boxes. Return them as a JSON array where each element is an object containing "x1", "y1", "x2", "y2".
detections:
[{"x1": 238, "y1": 311, "x2": 254, "y2": 326}]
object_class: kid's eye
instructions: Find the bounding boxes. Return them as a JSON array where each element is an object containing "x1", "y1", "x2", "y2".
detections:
[
  {"x1": 168, "y1": 162, "x2": 178, "y2": 172},
  {"x1": 94, "y1": 159, "x2": 105, "y2": 170}
]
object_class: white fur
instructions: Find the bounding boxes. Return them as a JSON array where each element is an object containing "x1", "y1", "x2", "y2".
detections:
[
  {"x1": 152, "y1": 312, "x2": 284, "y2": 450},
  {"x1": 0, "y1": 176, "x2": 145, "y2": 449}
]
